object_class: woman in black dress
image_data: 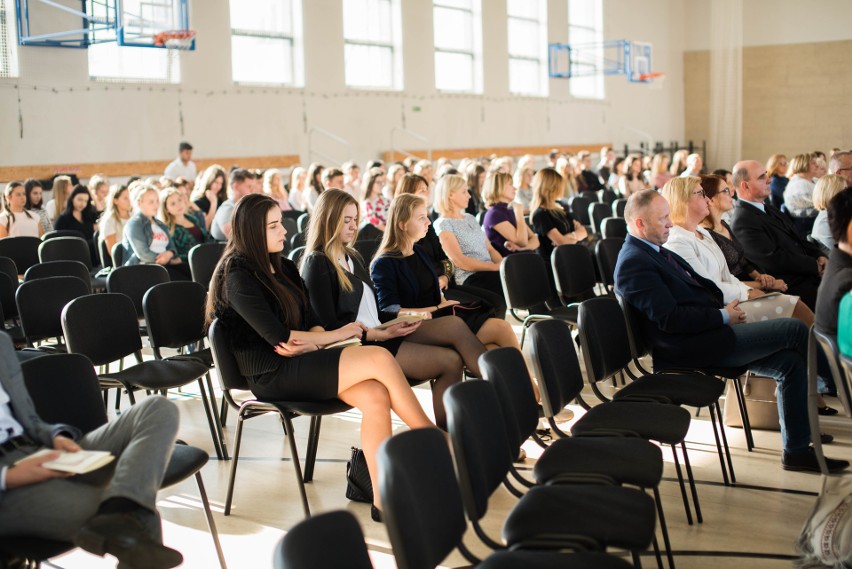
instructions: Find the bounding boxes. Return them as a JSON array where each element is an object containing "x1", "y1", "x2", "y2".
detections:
[
  {"x1": 55, "y1": 184, "x2": 99, "y2": 265},
  {"x1": 207, "y1": 194, "x2": 435, "y2": 519}
]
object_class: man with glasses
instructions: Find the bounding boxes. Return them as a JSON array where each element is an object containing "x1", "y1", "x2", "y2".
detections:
[
  {"x1": 829, "y1": 151, "x2": 852, "y2": 189},
  {"x1": 729, "y1": 160, "x2": 826, "y2": 309}
]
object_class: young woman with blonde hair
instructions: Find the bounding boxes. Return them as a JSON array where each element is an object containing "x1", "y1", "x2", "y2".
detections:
[
  {"x1": 99, "y1": 184, "x2": 132, "y2": 254},
  {"x1": 263, "y1": 168, "x2": 291, "y2": 212},
  {"x1": 288, "y1": 166, "x2": 307, "y2": 210},
  {"x1": 88, "y1": 174, "x2": 110, "y2": 214},
  {"x1": 766, "y1": 153, "x2": 789, "y2": 209},
  {"x1": 159, "y1": 187, "x2": 212, "y2": 262},
  {"x1": 811, "y1": 174, "x2": 847, "y2": 251},
  {"x1": 784, "y1": 153, "x2": 819, "y2": 217},
  {"x1": 45, "y1": 175, "x2": 73, "y2": 223}
]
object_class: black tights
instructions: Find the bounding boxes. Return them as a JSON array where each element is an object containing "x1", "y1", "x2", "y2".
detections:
[{"x1": 408, "y1": 315, "x2": 487, "y2": 377}]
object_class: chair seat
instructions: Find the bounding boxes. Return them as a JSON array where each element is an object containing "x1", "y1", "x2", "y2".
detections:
[
  {"x1": 659, "y1": 365, "x2": 747, "y2": 380},
  {"x1": 102, "y1": 359, "x2": 210, "y2": 391},
  {"x1": 571, "y1": 401, "x2": 691, "y2": 444},
  {"x1": 162, "y1": 443, "x2": 209, "y2": 488},
  {"x1": 533, "y1": 437, "x2": 662, "y2": 489},
  {"x1": 613, "y1": 373, "x2": 725, "y2": 407},
  {"x1": 503, "y1": 485, "x2": 656, "y2": 550},
  {"x1": 263, "y1": 398, "x2": 353, "y2": 417},
  {"x1": 173, "y1": 347, "x2": 214, "y2": 368},
  {"x1": 0, "y1": 537, "x2": 73, "y2": 561},
  {"x1": 480, "y1": 550, "x2": 634, "y2": 569}
]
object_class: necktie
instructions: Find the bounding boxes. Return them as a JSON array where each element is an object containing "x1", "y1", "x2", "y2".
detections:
[{"x1": 660, "y1": 247, "x2": 697, "y2": 284}]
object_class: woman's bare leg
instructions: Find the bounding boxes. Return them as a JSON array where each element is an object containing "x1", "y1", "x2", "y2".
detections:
[
  {"x1": 476, "y1": 318, "x2": 521, "y2": 350},
  {"x1": 395, "y1": 342, "x2": 463, "y2": 429},
  {"x1": 792, "y1": 300, "x2": 814, "y2": 327},
  {"x1": 407, "y1": 315, "x2": 486, "y2": 376}
]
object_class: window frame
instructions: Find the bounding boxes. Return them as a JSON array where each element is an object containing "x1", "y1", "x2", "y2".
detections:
[
  {"x1": 0, "y1": 0, "x2": 19, "y2": 78},
  {"x1": 342, "y1": 0, "x2": 403, "y2": 91},
  {"x1": 432, "y1": 0, "x2": 482, "y2": 94},
  {"x1": 506, "y1": 0, "x2": 548, "y2": 97},
  {"x1": 229, "y1": 0, "x2": 304, "y2": 87},
  {"x1": 568, "y1": 0, "x2": 605, "y2": 100}
]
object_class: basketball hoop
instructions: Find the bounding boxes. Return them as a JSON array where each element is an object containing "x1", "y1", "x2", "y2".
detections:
[
  {"x1": 637, "y1": 71, "x2": 665, "y2": 82},
  {"x1": 153, "y1": 29, "x2": 196, "y2": 50}
]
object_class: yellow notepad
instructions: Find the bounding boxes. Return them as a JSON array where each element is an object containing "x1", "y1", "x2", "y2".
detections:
[
  {"x1": 324, "y1": 336, "x2": 362, "y2": 349},
  {"x1": 375, "y1": 313, "x2": 429, "y2": 330},
  {"x1": 18, "y1": 449, "x2": 115, "y2": 475}
]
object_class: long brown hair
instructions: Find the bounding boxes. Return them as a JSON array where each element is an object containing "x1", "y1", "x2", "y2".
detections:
[
  {"x1": 373, "y1": 194, "x2": 426, "y2": 265},
  {"x1": 303, "y1": 189, "x2": 361, "y2": 292},
  {"x1": 530, "y1": 167, "x2": 564, "y2": 212},
  {"x1": 205, "y1": 194, "x2": 304, "y2": 328}
]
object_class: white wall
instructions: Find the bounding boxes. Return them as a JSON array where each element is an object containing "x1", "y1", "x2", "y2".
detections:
[{"x1": 0, "y1": 0, "x2": 686, "y2": 171}]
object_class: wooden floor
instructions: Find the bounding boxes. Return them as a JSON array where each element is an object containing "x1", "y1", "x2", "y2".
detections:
[{"x1": 47, "y1": 324, "x2": 852, "y2": 569}]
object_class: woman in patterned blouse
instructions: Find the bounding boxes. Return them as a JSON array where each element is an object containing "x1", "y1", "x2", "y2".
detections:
[{"x1": 361, "y1": 167, "x2": 389, "y2": 231}]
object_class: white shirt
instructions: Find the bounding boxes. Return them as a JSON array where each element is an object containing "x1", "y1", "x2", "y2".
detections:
[
  {"x1": 0, "y1": 384, "x2": 24, "y2": 444},
  {"x1": 783, "y1": 175, "x2": 817, "y2": 217},
  {"x1": 0, "y1": 210, "x2": 41, "y2": 237},
  {"x1": 99, "y1": 214, "x2": 128, "y2": 241},
  {"x1": 164, "y1": 158, "x2": 197, "y2": 181},
  {"x1": 665, "y1": 225, "x2": 750, "y2": 303},
  {"x1": 149, "y1": 221, "x2": 170, "y2": 255},
  {"x1": 346, "y1": 258, "x2": 382, "y2": 329}
]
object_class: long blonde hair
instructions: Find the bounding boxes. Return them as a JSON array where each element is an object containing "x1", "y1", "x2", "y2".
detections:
[
  {"x1": 433, "y1": 174, "x2": 467, "y2": 217},
  {"x1": 158, "y1": 187, "x2": 184, "y2": 232},
  {"x1": 482, "y1": 172, "x2": 513, "y2": 208},
  {"x1": 660, "y1": 176, "x2": 702, "y2": 226},
  {"x1": 303, "y1": 189, "x2": 361, "y2": 292},
  {"x1": 373, "y1": 194, "x2": 427, "y2": 265},
  {"x1": 263, "y1": 169, "x2": 286, "y2": 200},
  {"x1": 50, "y1": 176, "x2": 72, "y2": 222},
  {"x1": 530, "y1": 167, "x2": 564, "y2": 212}
]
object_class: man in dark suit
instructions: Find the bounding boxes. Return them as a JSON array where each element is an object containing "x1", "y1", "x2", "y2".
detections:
[
  {"x1": 615, "y1": 190, "x2": 848, "y2": 473},
  {"x1": 729, "y1": 160, "x2": 827, "y2": 309},
  {"x1": 0, "y1": 333, "x2": 183, "y2": 568},
  {"x1": 816, "y1": 187, "x2": 852, "y2": 336}
]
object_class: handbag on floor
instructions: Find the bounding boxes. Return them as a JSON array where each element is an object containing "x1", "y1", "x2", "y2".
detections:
[
  {"x1": 723, "y1": 375, "x2": 780, "y2": 431},
  {"x1": 345, "y1": 446, "x2": 373, "y2": 503},
  {"x1": 796, "y1": 474, "x2": 852, "y2": 568}
]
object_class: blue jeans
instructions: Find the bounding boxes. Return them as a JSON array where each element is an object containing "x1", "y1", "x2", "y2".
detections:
[{"x1": 713, "y1": 318, "x2": 810, "y2": 454}]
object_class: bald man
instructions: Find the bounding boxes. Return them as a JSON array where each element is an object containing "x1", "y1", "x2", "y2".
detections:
[
  {"x1": 614, "y1": 190, "x2": 848, "y2": 473},
  {"x1": 728, "y1": 160, "x2": 826, "y2": 309}
]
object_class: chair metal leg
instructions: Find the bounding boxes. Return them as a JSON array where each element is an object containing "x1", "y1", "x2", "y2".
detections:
[
  {"x1": 715, "y1": 401, "x2": 736, "y2": 484},
  {"x1": 652, "y1": 486, "x2": 675, "y2": 569},
  {"x1": 731, "y1": 376, "x2": 755, "y2": 451},
  {"x1": 707, "y1": 404, "x2": 729, "y2": 486},
  {"x1": 224, "y1": 413, "x2": 246, "y2": 516},
  {"x1": 631, "y1": 549, "x2": 643, "y2": 568},
  {"x1": 519, "y1": 325, "x2": 528, "y2": 349},
  {"x1": 197, "y1": 378, "x2": 224, "y2": 460},
  {"x1": 680, "y1": 441, "x2": 703, "y2": 524},
  {"x1": 651, "y1": 534, "x2": 663, "y2": 569},
  {"x1": 669, "y1": 444, "x2": 693, "y2": 525},
  {"x1": 219, "y1": 398, "x2": 228, "y2": 428},
  {"x1": 206, "y1": 373, "x2": 229, "y2": 460},
  {"x1": 303, "y1": 416, "x2": 322, "y2": 483},
  {"x1": 194, "y1": 472, "x2": 228, "y2": 569},
  {"x1": 281, "y1": 414, "x2": 311, "y2": 518}
]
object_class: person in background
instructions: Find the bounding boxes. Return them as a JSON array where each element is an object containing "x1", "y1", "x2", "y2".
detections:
[
  {"x1": 89, "y1": 174, "x2": 110, "y2": 215},
  {"x1": 576, "y1": 150, "x2": 604, "y2": 193},
  {"x1": 815, "y1": 187, "x2": 852, "y2": 338},
  {"x1": 263, "y1": 169, "x2": 291, "y2": 212},
  {"x1": 342, "y1": 161, "x2": 361, "y2": 200},
  {"x1": 211, "y1": 168, "x2": 256, "y2": 241},
  {"x1": 159, "y1": 187, "x2": 212, "y2": 263},
  {"x1": 55, "y1": 185, "x2": 98, "y2": 263},
  {"x1": 482, "y1": 172, "x2": 539, "y2": 257},
  {"x1": 413, "y1": 160, "x2": 434, "y2": 190},
  {"x1": 680, "y1": 153, "x2": 703, "y2": 177},
  {"x1": 123, "y1": 183, "x2": 189, "y2": 280},
  {"x1": 164, "y1": 141, "x2": 197, "y2": 181},
  {"x1": 288, "y1": 166, "x2": 308, "y2": 211},
  {"x1": 811, "y1": 174, "x2": 847, "y2": 252},
  {"x1": 24, "y1": 178, "x2": 52, "y2": 234},
  {"x1": 0, "y1": 182, "x2": 43, "y2": 239},
  {"x1": 322, "y1": 168, "x2": 345, "y2": 191},
  {"x1": 303, "y1": 163, "x2": 325, "y2": 213},
  {"x1": 361, "y1": 167, "x2": 389, "y2": 231},
  {"x1": 190, "y1": 165, "x2": 227, "y2": 230},
  {"x1": 45, "y1": 175, "x2": 73, "y2": 225},
  {"x1": 595, "y1": 146, "x2": 615, "y2": 182},
  {"x1": 784, "y1": 153, "x2": 820, "y2": 218},
  {"x1": 464, "y1": 162, "x2": 486, "y2": 216},
  {"x1": 670, "y1": 149, "x2": 689, "y2": 178},
  {"x1": 766, "y1": 154, "x2": 789, "y2": 209},
  {"x1": 556, "y1": 155, "x2": 579, "y2": 198},
  {"x1": 619, "y1": 154, "x2": 648, "y2": 197},
  {"x1": 649, "y1": 153, "x2": 673, "y2": 190},
  {"x1": 513, "y1": 162, "x2": 534, "y2": 214},
  {"x1": 829, "y1": 151, "x2": 852, "y2": 189},
  {"x1": 99, "y1": 184, "x2": 132, "y2": 256},
  {"x1": 382, "y1": 164, "x2": 406, "y2": 201}
]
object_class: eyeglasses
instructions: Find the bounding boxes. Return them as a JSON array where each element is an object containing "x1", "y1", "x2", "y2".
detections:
[
  {"x1": 719, "y1": 188, "x2": 731, "y2": 195},
  {"x1": 692, "y1": 189, "x2": 706, "y2": 198}
]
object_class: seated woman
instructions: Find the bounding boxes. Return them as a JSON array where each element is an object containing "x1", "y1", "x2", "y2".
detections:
[
  {"x1": 0, "y1": 182, "x2": 43, "y2": 238},
  {"x1": 811, "y1": 174, "x2": 847, "y2": 252},
  {"x1": 55, "y1": 184, "x2": 98, "y2": 263},
  {"x1": 263, "y1": 168, "x2": 292, "y2": 212},
  {"x1": 482, "y1": 172, "x2": 539, "y2": 257},
  {"x1": 89, "y1": 174, "x2": 110, "y2": 216},
  {"x1": 99, "y1": 184, "x2": 132, "y2": 257},
  {"x1": 766, "y1": 154, "x2": 789, "y2": 210},
  {"x1": 784, "y1": 153, "x2": 819, "y2": 217},
  {"x1": 371, "y1": 193, "x2": 520, "y2": 353},
  {"x1": 301, "y1": 189, "x2": 488, "y2": 427},
  {"x1": 190, "y1": 165, "x2": 227, "y2": 230},
  {"x1": 432, "y1": 175, "x2": 507, "y2": 315},
  {"x1": 513, "y1": 164, "x2": 534, "y2": 214},
  {"x1": 361, "y1": 167, "x2": 389, "y2": 231},
  {"x1": 123, "y1": 183, "x2": 190, "y2": 280},
  {"x1": 618, "y1": 154, "x2": 648, "y2": 197},
  {"x1": 24, "y1": 178, "x2": 52, "y2": 234},
  {"x1": 464, "y1": 162, "x2": 486, "y2": 216},
  {"x1": 159, "y1": 187, "x2": 213, "y2": 263},
  {"x1": 208, "y1": 193, "x2": 436, "y2": 519},
  {"x1": 45, "y1": 175, "x2": 72, "y2": 226}
]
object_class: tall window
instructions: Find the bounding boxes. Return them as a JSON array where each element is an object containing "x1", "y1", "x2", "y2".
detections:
[
  {"x1": 506, "y1": 0, "x2": 547, "y2": 96},
  {"x1": 88, "y1": 44, "x2": 180, "y2": 83},
  {"x1": 0, "y1": 0, "x2": 19, "y2": 78},
  {"x1": 433, "y1": 0, "x2": 482, "y2": 93},
  {"x1": 230, "y1": 0, "x2": 303, "y2": 85},
  {"x1": 343, "y1": 0, "x2": 403, "y2": 90},
  {"x1": 568, "y1": 0, "x2": 604, "y2": 100}
]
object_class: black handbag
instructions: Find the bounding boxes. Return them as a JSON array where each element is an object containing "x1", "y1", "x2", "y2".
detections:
[{"x1": 345, "y1": 446, "x2": 373, "y2": 503}]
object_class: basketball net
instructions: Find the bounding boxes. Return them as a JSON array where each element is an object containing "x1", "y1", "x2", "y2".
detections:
[{"x1": 154, "y1": 30, "x2": 195, "y2": 81}]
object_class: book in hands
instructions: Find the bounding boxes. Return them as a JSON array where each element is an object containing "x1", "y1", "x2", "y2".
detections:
[
  {"x1": 375, "y1": 313, "x2": 429, "y2": 330},
  {"x1": 18, "y1": 448, "x2": 115, "y2": 474},
  {"x1": 324, "y1": 336, "x2": 362, "y2": 349}
]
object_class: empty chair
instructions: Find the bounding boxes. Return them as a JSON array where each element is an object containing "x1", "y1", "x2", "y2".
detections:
[
  {"x1": 579, "y1": 190, "x2": 599, "y2": 203},
  {"x1": 0, "y1": 256, "x2": 18, "y2": 289},
  {"x1": 288, "y1": 246, "x2": 306, "y2": 265},
  {"x1": 110, "y1": 242, "x2": 126, "y2": 267},
  {"x1": 550, "y1": 244, "x2": 597, "y2": 304},
  {"x1": 352, "y1": 239, "x2": 380, "y2": 266},
  {"x1": 601, "y1": 217, "x2": 628, "y2": 239},
  {"x1": 38, "y1": 236, "x2": 105, "y2": 290},
  {"x1": 188, "y1": 242, "x2": 226, "y2": 290},
  {"x1": 588, "y1": 202, "x2": 611, "y2": 235},
  {"x1": 612, "y1": 198, "x2": 628, "y2": 218},
  {"x1": 568, "y1": 196, "x2": 592, "y2": 226},
  {"x1": 41, "y1": 229, "x2": 84, "y2": 241},
  {"x1": 0, "y1": 274, "x2": 24, "y2": 343},
  {"x1": 598, "y1": 188, "x2": 618, "y2": 204},
  {"x1": 273, "y1": 511, "x2": 373, "y2": 569},
  {"x1": 0, "y1": 236, "x2": 41, "y2": 274},
  {"x1": 297, "y1": 212, "x2": 310, "y2": 233},
  {"x1": 379, "y1": 428, "x2": 635, "y2": 569},
  {"x1": 107, "y1": 264, "x2": 170, "y2": 319},
  {"x1": 282, "y1": 217, "x2": 298, "y2": 243},
  {"x1": 595, "y1": 238, "x2": 625, "y2": 294},
  {"x1": 23, "y1": 260, "x2": 92, "y2": 293},
  {"x1": 16, "y1": 276, "x2": 89, "y2": 351},
  {"x1": 98, "y1": 237, "x2": 113, "y2": 269}
]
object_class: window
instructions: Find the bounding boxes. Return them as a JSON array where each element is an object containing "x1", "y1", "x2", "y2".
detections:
[
  {"x1": 88, "y1": 44, "x2": 180, "y2": 83},
  {"x1": 506, "y1": 0, "x2": 547, "y2": 96},
  {"x1": 433, "y1": 0, "x2": 482, "y2": 93},
  {"x1": 0, "y1": 0, "x2": 18, "y2": 78},
  {"x1": 343, "y1": 0, "x2": 403, "y2": 90},
  {"x1": 230, "y1": 0, "x2": 303, "y2": 85},
  {"x1": 568, "y1": 0, "x2": 604, "y2": 100}
]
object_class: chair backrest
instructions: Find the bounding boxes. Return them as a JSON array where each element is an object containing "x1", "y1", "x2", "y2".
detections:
[
  {"x1": 588, "y1": 202, "x2": 611, "y2": 235},
  {"x1": 378, "y1": 428, "x2": 468, "y2": 569},
  {"x1": 577, "y1": 297, "x2": 633, "y2": 385},
  {"x1": 106, "y1": 264, "x2": 170, "y2": 317},
  {"x1": 288, "y1": 246, "x2": 306, "y2": 264},
  {"x1": 42, "y1": 229, "x2": 84, "y2": 241},
  {"x1": 601, "y1": 217, "x2": 627, "y2": 240},
  {"x1": 568, "y1": 196, "x2": 592, "y2": 225},
  {"x1": 273, "y1": 510, "x2": 373, "y2": 569},
  {"x1": 0, "y1": 273, "x2": 18, "y2": 320},
  {"x1": 98, "y1": 237, "x2": 113, "y2": 269},
  {"x1": 617, "y1": 294, "x2": 653, "y2": 361},
  {"x1": 528, "y1": 318, "x2": 586, "y2": 405},
  {"x1": 23, "y1": 260, "x2": 92, "y2": 293},
  {"x1": 598, "y1": 189, "x2": 618, "y2": 204},
  {"x1": 499, "y1": 253, "x2": 552, "y2": 312},
  {"x1": 188, "y1": 242, "x2": 225, "y2": 290},
  {"x1": 479, "y1": 347, "x2": 540, "y2": 452},
  {"x1": 812, "y1": 327, "x2": 852, "y2": 417},
  {"x1": 0, "y1": 236, "x2": 41, "y2": 273},
  {"x1": 290, "y1": 232, "x2": 307, "y2": 250},
  {"x1": 444, "y1": 380, "x2": 515, "y2": 524},
  {"x1": 62, "y1": 293, "x2": 142, "y2": 366},
  {"x1": 208, "y1": 319, "x2": 251, "y2": 391},
  {"x1": 282, "y1": 217, "x2": 299, "y2": 242},
  {"x1": 297, "y1": 213, "x2": 310, "y2": 233},
  {"x1": 38, "y1": 236, "x2": 93, "y2": 270},
  {"x1": 612, "y1": 198, "x2": 627, "y2": 218},
  {"x1": 110, "y1": 242, "x2": 126, "y2": 268},
  {"x1": 0, "y1": 256, "x2": 18, "y2": 286},
  {"x1": 579, "y1": 190, "x2": 599, "y2": 203},
  {"x1": 595, "y1": 238, "x2": 625, "y2": 292},
  {"x1": 550, "y1": 244, "x2": 597, "y2": 300},
  {"x1": 143, "y1": 281, "x2": 207, "y2": 352},
  {"x1": 16, "y1": 276, "x2": 90, "y2": 344},
  {"x1": 21, "y1": 352, "x2": 108, "y2": 433}
]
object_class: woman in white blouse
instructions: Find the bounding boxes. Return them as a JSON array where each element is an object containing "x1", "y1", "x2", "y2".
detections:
[{"x1": 783, "y1": 153, "x2": 820, "y2": 217}]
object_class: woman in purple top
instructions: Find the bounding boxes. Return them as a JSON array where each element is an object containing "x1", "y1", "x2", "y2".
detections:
[{"x1": 482, "y1": 172, "x2": 539, "y2": 257}]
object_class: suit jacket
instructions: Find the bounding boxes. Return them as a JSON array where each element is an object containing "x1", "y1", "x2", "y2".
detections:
[
  {"x1": 371, "y1": 245, "x2": 442, "y2": 318},
  {"x1": 815, "y1": 248, "x2": 852, "y2": 337},
  {"x1": 614, "y1": 235, "x2": 736, "y2": 370},
  {"x1": 301, "y1": 252, "x2": 380, "y2": 329},
  {"x1": 729, "y1": 200, "x2": 822, "y2": 286}
]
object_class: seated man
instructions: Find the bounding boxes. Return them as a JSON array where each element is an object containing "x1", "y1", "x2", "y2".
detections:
[
  {"x1": 816, "y1": 187, "x2": 852, "y2": 337},
  {"x1": 0, "y1": 333, "x2": 182, "y2": 568},
  {"x1": 729, "y1": 160, "x2": 826, "y2": 309},
  {"x1": 614, "y1": 190, "x2": 848, "y2": 473}
]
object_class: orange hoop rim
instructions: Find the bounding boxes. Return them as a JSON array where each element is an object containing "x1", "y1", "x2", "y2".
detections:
[
  {"x1": 637, "y1": 71, "x2": 666, "y2": 81},
  {"x1": 153, "y1": 29, "x2": 197, "y2": 48}
]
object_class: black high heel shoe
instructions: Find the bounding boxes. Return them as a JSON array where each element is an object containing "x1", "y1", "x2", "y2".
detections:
[
  {"x1": 370, "y1": 505, "x2": 383, "y2": 523},
  {"x1": 819, "y1": 405, "x2": 839, "y2": 416}
]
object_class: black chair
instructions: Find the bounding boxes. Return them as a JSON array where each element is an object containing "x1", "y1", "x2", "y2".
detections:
[
  {"x1": 498, "y1": 253, "x2": 577, "y2": 346},
  {"x1": 282, "y1": 209, "x2": 303, "y2": 221},
  {"x1": 297, "y1": 212, "x2": 310, "y2": 233},
  {"x1": 444, "y1": 380, "x2": 658, "y2": 565},
  {"x1": 568, "y1": 196, "x2": 592, "y2": 226},
  {"x1": 810, "y1": 327, "x2": 852, "y2": 418},
  {"x1": 143, "y1": 281, "x2": 226, "y2": 459},
  {"x1": 98, "y1": 237, "x2": 113, "y2": 269},
  {"x1": 282, "y1": 217, "x2": 299, "y2": 243},
  {"x1": 273, "y1": 511, "x2": 373, "y2": 569},
  {"x1": 579, "y1": 190, "x2": 599, "y2": 203},
  {"x1": 0, "y1": 257, "x2": 19, "y2": 315},
  {"x1": 588, "y1": 202, "x2": 611, "y2": 235},
  {"x1": 208, "y1": 319, "x2": 352, "y2": 517},
  {"x1": 595, "y1": 238, "x2": 624, "y2": 294},
  {"x1": 550, "y1": 244, "x2": 598, "y2": 303},
  {"x1": 38, "y1": 236, "x2": 105, "y2": 291},
  {"x1": 41, "y1": 229, "x2": 84, "y2": 241},
  {"x1": 479, "y1": 347, "x2": 673, "y2": 569},
  {"x1": 0, "y1": 236, "x2": 41, "y2": 274},
  {"x1": 19, "y1": 353, "x2": 227, "y2": 569},
  {"x1": 601, "y1": 217, "x2": 628, "y2": 239},
  {"x1": 0, "y1": 537, "x2": 73, "y2": 569},
  {"x1": 612, "y1": 198, "x2": 627, "y2": 218},
  {"x1": 23, "y1": 260, "x2": 93, "y2": 293},
  {"x1": 106, "y1": 264, "x2": 170, "y2": 322},
  {"x1": 0, "y1": 272, "x2": 19, "y2": 323},
  {"x1": 288, "y1": 246, "x2": 306, "y2": 265},
  {"x1": 598, "y1": 189, "x2": 618, "y2": 204},
  {"x1": 352, "y1": 239, "x2": 380, "y2": 266},
  {"x1": 358, "y1": 222, "x2": 383, "y2": 243},
  {"x1": 0, "y1": 256, "x2": 19, "y2": 285},
  {"x1": 290, "y1": 232, "x2": 307, "y2": 250},
  {"x1": 528, "y1": 319, "x2": 699, "y2": 526},
  {"x1": 110, "y1": 242, "x2": 126, "y2": 268},
  {"x1": 188, "y1": 242, "x2": 226, "y2": 290},
  {"x1": 16, "y1": 276, "x2": 89, "y2": 351},
  {"x1": 378, "y1": 428, "x2": 635, "y2": 569}
]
